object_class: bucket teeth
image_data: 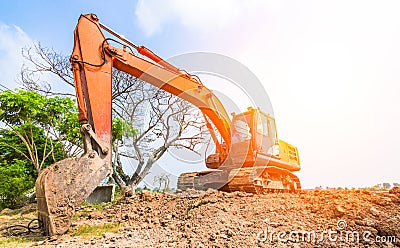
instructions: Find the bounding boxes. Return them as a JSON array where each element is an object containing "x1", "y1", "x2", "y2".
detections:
[{"x1": 36, "y1": 153, "x2": 111, "y2": 236}]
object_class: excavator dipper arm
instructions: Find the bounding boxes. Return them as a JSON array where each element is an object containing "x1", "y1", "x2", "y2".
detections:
[{"x1": 36, "y1": 13, "x2": 232, "y2": 236}]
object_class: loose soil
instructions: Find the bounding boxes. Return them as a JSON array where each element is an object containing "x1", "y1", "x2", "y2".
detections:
[{"x1": 1, "y1": 188, "x2": 400, "y2": 247}]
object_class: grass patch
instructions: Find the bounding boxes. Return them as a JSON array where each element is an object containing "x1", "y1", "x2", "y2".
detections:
[
  {"x1": 113, "y1": 187, "x2": 122, "y2": 203},
  {"x1": 0, "y1": 236, "x2": 42, "y2": 247},
  {"x1": 81, "y1": 201, "x2": 111, "y2": 211},
  {"x1": 73, "y1": 201, "x2": 112, "y2": 220},
  {"x1": 69, "y1": 223, "x2": 121, "y2": 239},
  {"x1": 72, "y1": 187, "x2": 123, "y2": 221},
  {"x1": 79, "y1": 186, "x2": 123, "y2": 211}
]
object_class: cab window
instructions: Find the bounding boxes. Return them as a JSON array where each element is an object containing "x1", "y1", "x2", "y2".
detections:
[{"x1": 232, "y1": 114, "x2": 251, "y2": 143}]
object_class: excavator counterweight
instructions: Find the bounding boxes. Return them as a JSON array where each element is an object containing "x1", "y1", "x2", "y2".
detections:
[{"x1": 36, "y1": 13, "x2": 301, "y2": 236}]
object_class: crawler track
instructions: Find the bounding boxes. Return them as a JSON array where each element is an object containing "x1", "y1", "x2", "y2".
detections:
[{"x1": 178, "y1": 167, "x2": 301, "y2": 193}]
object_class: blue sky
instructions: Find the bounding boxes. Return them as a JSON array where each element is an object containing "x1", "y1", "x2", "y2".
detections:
[
  {"x1": 1, "y1": 1, "x2": 400, "y2": 189},
  {"x1": 0, "y1": 1, "x2": 191, "y2": 57}
]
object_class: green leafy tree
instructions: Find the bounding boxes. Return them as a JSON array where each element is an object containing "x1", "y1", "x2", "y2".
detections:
[
  {"x1": 0, "y1": 89, "x2": 82, "y2": 208},
  {"x1": 0, "y1": 159, "x2": 35, "y2": 208},
  {"x1": 112, "y1": 118, "x2": 137, "y2": 143},
  {"x1": 0, "y1": 124, "x2": 64, "y2": 177},
  {"x1": 0, "y1": 89, "x2": 80, "y2": 174}
]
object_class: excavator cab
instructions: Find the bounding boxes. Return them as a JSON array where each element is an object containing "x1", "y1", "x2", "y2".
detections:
[
  {"x1": 230, "y1": 107, "x2": 278, "y2": 160},
  {"x1": 223, "y1": 107, "x2": 274, "y2": 171}
]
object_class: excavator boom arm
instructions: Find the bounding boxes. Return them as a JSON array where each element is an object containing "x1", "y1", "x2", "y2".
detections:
[{"x1": 72, "y1": 14, "x2": 232, "y2": 157}]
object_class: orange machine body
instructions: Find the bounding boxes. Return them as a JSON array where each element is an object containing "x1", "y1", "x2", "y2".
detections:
[{"x1": 35, "y1": 13, "x2": 301, "y2": 236}]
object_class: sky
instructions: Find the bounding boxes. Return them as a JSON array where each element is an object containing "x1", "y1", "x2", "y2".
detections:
[{"x1": 1, "y1": 0, "x2": 400, "y2": 189}]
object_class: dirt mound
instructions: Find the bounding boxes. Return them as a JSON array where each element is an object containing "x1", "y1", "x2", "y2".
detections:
[
  {"x1": 390, "y1": 187, "x2": 400, "y2": 195},
  {"x1": 41, "y1": 189, "x2": 399, "y2": 247}
]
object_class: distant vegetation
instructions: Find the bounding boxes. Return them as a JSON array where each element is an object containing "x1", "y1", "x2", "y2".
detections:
[{"x1": 362, "y1": 182, "x2": 399, "y2": 191}]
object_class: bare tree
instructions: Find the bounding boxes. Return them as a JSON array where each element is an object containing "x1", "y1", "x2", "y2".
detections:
[
  {"x1": 21, "y1": 43, "x2": 145, "y2": 99},
  {"x1": 21, "y1": 43, "x2": 75, "y2": 97},
  {"x1": 21, "y1": 42, "x2": 209, "y2": 194},
  {"x1": 112, "y1": 84, "x2": 208, "y2": 193},
  {"x1": 153, "y1": 174, "x2": 171, "y2": 192}
]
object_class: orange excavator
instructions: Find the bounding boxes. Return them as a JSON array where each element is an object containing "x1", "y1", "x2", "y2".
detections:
[{"x1": 35, "y1": 14, "x2": 301, "y2": 236}]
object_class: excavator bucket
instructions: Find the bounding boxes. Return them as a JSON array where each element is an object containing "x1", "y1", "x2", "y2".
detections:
[{"x1": 36, "y1": 152, "x2": 111, "y2": 236}]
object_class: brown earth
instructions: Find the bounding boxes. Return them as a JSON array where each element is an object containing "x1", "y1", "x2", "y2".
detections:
[{"x1": 2, "y1": 188, "x2": 400, "y2": 247}]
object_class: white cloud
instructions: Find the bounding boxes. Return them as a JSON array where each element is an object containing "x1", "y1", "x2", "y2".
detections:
[
  {"x1": 133, "y1": 0, "x2": 400, "y2": 188},
  {"x1": 135, "y1": 0, "x2": 243, "y2": 36},
  {"x1": 0, "y1": 22, "x2": 33, "y2": 89}
]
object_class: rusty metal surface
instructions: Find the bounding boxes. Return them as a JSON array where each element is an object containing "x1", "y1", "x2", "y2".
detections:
[{"x1": 35, "y1": 152, "x2": 111, "y2": 236}]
